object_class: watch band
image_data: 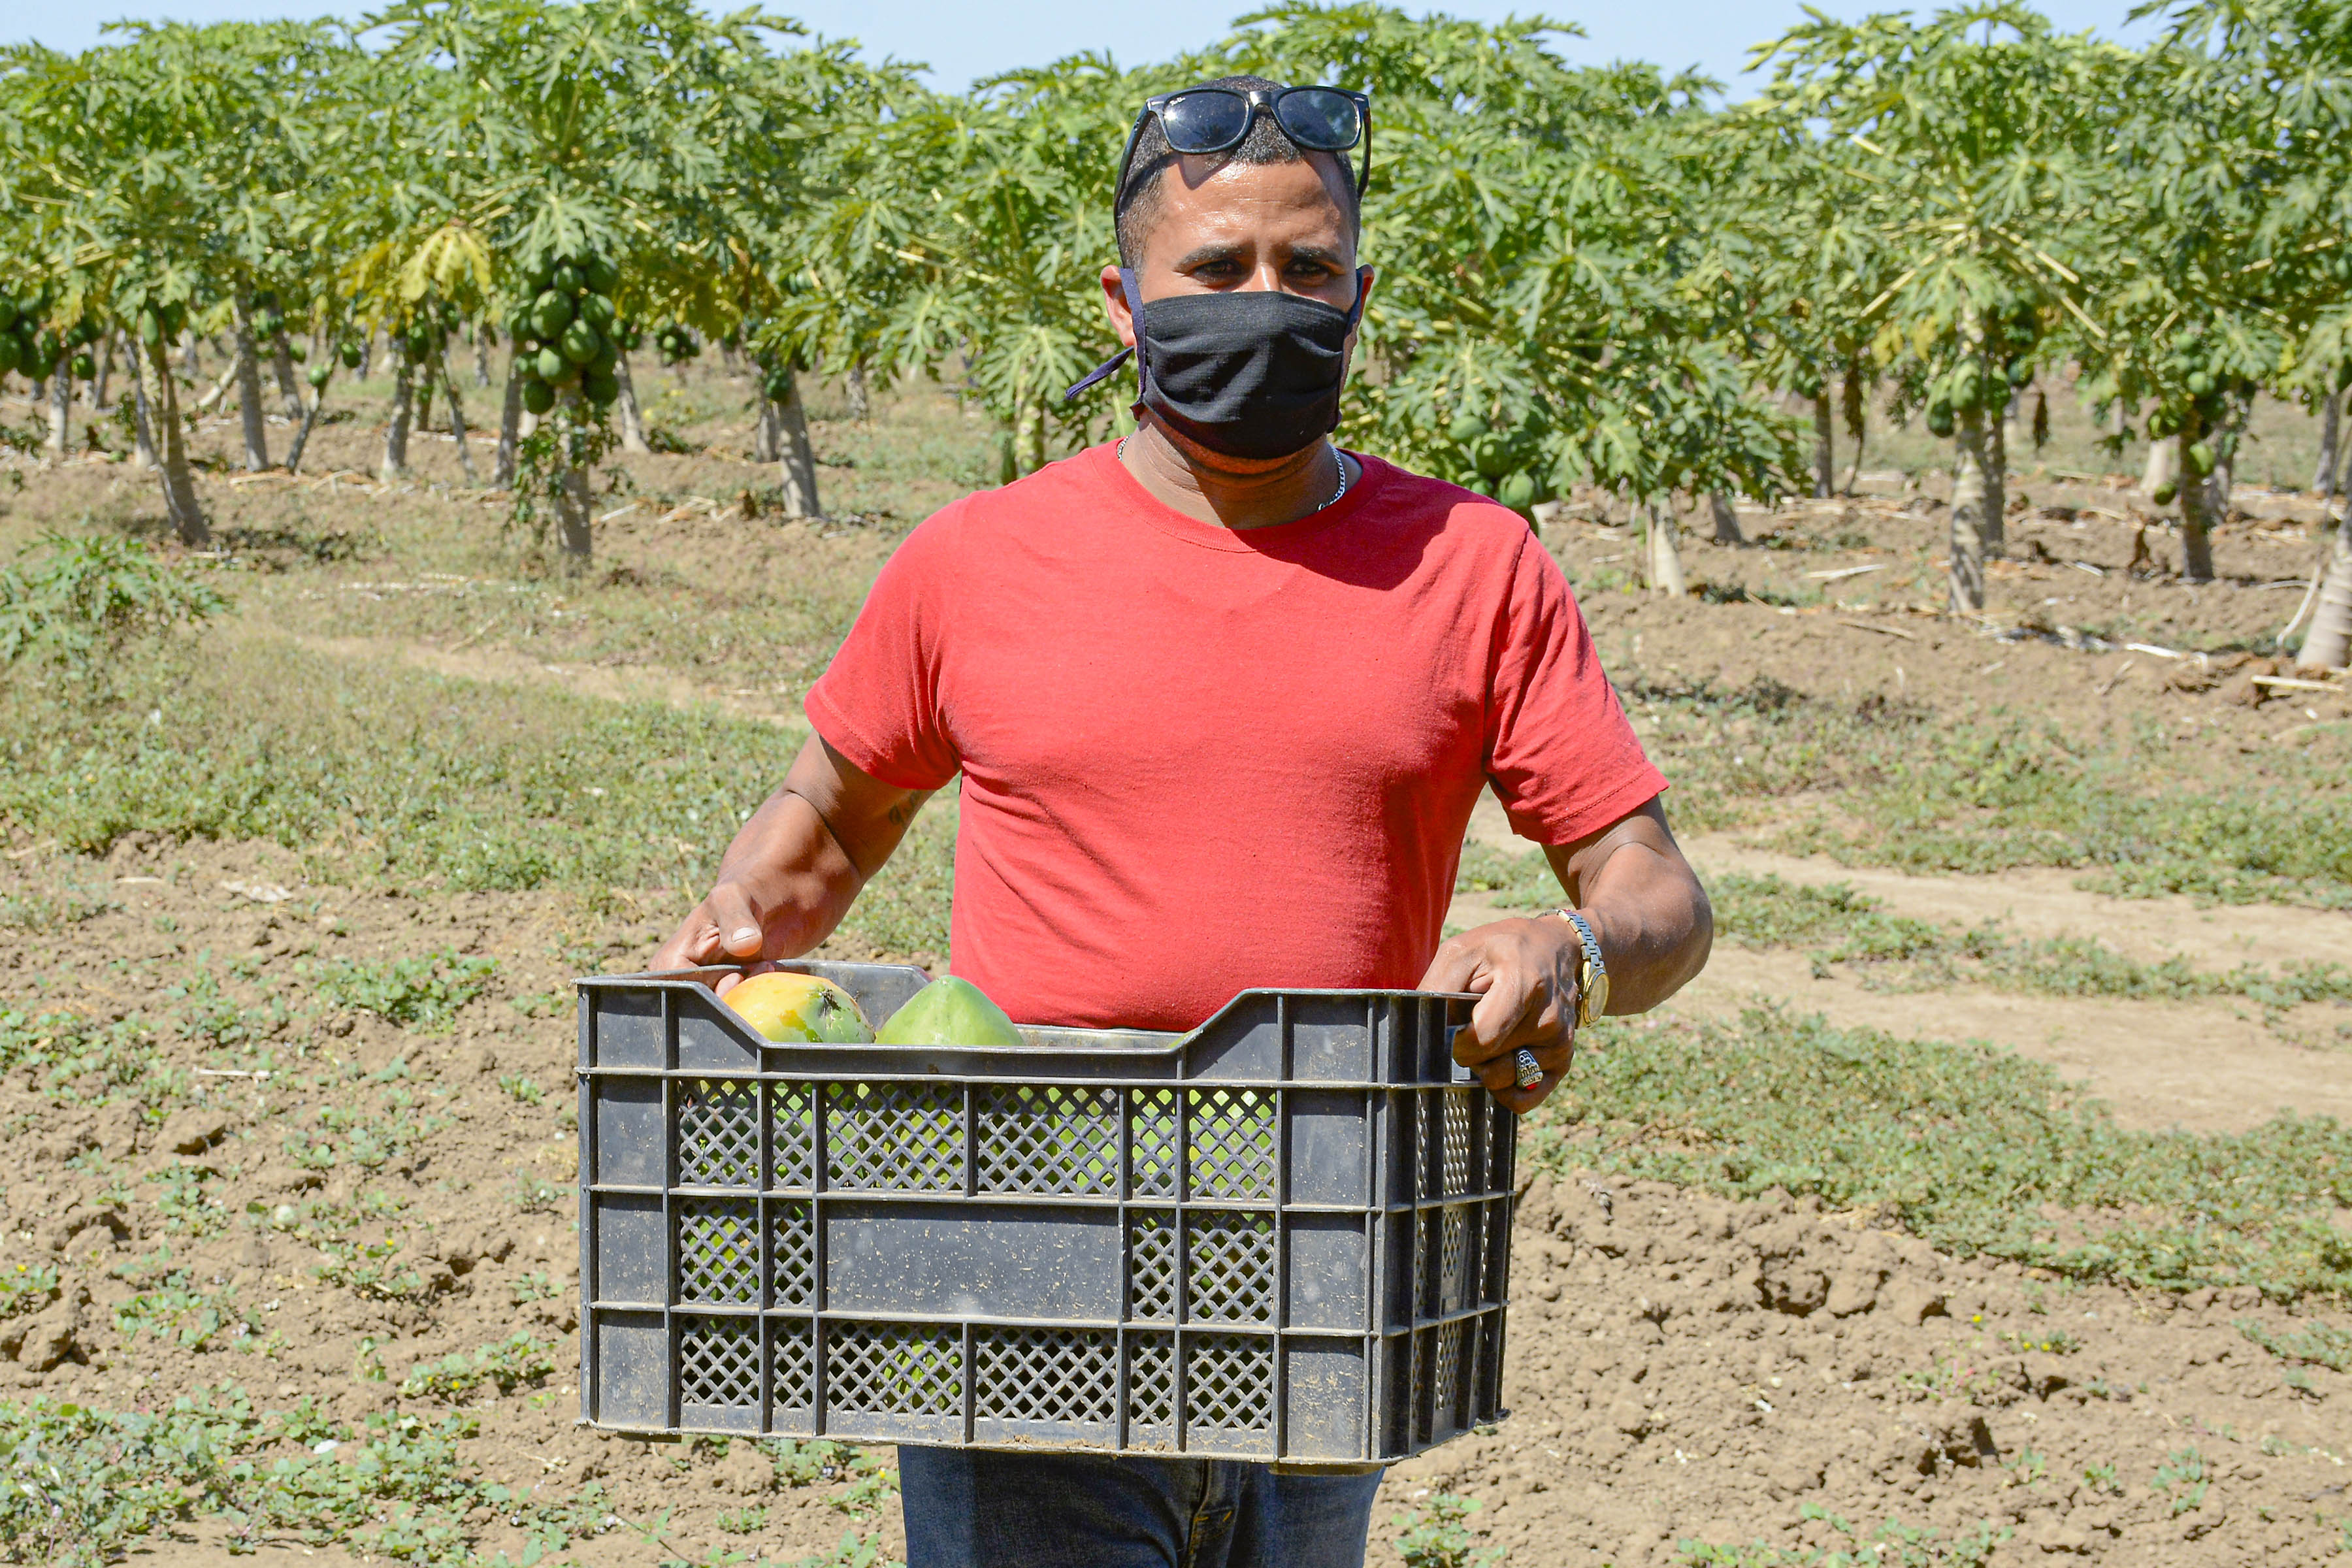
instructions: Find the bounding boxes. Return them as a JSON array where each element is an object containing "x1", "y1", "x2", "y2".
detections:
[{"x1": 1554, "y1": 907, "x2": 1609, "y2": 1028}]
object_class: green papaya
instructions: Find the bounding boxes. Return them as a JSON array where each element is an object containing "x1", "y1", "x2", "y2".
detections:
[
  {"x1": 588, "y1": 338, "x2": 617, "y2": 375},
  {"x1": 289, "y1": 342, "x2": 307, "y2": 363},
  {"x1": 1927, "y1": 398, "x2": 1955, "y2": 439},
  {"x1": 2006, "y1": 357, "x2": 2033, "y2": 389},
  {"x1": 306, "y1": 362, "x2": 333, "y2": 389},
  {"x1": 0, "y1": 297, "x2": 17, "y2": 331},
  {"x1": 2185, "y1": 369, "x2": 2213, "y2": 397},
  {"x1": 579, "y1": 293, "x2": 615, "y2": 331},
  {"x1": 874, "y1": 976, "x2": 1024, "y2": 1047},
  {"x1": 1950, "y1": 365, "x2": 1982, "y2": 413},
  {"x1": 534, "y1": 290, "x2": 574, "y2": 340},
  {"x1": 583, "y1": 371, "x2": 619, "y2": 408},
  {"x1": 2148, "y1": 408, "x2": 2175, "y2": 440},
  {"x1": 1471, "y1": 435, "x2": 1509, "y2": 480},
  {"x1": 340, "y1": 341, "x2": 363, "y2": 370},
  {"x1": 521, "y1": 377, "x2": 555, "y2": 416},
  {"x1": 69, "y1": 353, "x2": 93, "y2": 380},
  {"x1": 1448, "y1": 410, "x2": 1488, "y2": 445},
  {"x1": 0, "y1": 337, "x2": 16, "y2": 376},
  {"x1": 535, "y1": 345, "x2": 568, "y2": 383},
  {"x1": 2153, "y1": 481, "x2": 2178, "y2": 506},
  {"x1": 1497, "y1": 471, "x2": 1536, "y2": 510},
  {"x1": 551, "y1": 263, "x2": 583, "y2": 295},
  {"x1": 2186, "y1": 441, "x2": 2215, "y2": 476},
  {"x1": 138, "y1": 310, "x2": 163, "y2": 348},
  {"x1": 584, "y1": 255, "x2": 619, "y2": 295},
  {"x1": 561, "y1": 320, "x2": 602, "y2": 366}
]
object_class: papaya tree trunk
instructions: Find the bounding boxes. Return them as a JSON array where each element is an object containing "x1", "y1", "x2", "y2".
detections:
[
  {"x1": 433, "y1": 344, "x2": 478, "y2": 485},
  {"x1": 1948, "y1": 408, "x2": 1995, "y2": 612},
  {"x1": 125, "y1": 333, "x2": 157, "y2": 472},
  {"x1": 494, "y1": 346, "x2": 524, "y2": 490},
  {"x1": 1642, "y1": 502, "x2": 1686, "y2": 595},
  {"x1": 555, "y1": 395, "x2": 593, "y2": 564},
  {"x1": 231, "y1": 289, "x2": 272, "y2": 472},
  {"x1": 1840, "y1": 367, "x2": 1867, "y2": 493},
  {"x1": 2142, "y1": 435, "x2": 2174, "y2": 501},
  {"x1": 473, "y1": 329, "x2": 492, "y2": 389},
  {"x1": 1810, "y1": 389, "x2": 1833, "y2": 498},
  {"x1": 380, "y1": 341, "x2": 414, "y2": 483},
  {"x1": 1017, "y1": 397, "x2": 1047, "y2": 476},
  {"x1": 613, "y1": 351, "x2": 650, "y2": 453},
  {"x1": 2299, "y1": 517, "x2": 2352, "y2": 670},
  {"x1": 1708, "y1": 491, "x2": 1742, "y2": 544},
  {"x1": 752, "y1": 393, "x2": 783, "y2": 464},
  {"x1": 286, "y1": 372, "x2": 329, "y2": 476},
  {"x1": 846, "y1": 364, "x2": 870, "y2": 421},
  {"x1": 773, "y1": 365, "x2": 820, "y2": 518},
  {"x1": 1986, "y1": 406, "x2": 2008, "y2": 555},
  {"x1": 2177, "y1": 428, "x2": 2216, "y2": 583},
  {"x1": 182, "y1": 330, "x2": 203, "y2": 380},
  {"x1": 270, "y1": 333, "x2": 301, "y2": 417},
  {"x1": 142, "y1": 338, "x2": 207, "y2": 546},
  {"x1": 2316, "y1": 391, "x2": 2342, "y2": 499},
  {"x1": 93, "y1": 335, "x2": 112, "y2": 412},
  {"x1": 44, "y1": 370, "x2": 69, "y2": 463}
]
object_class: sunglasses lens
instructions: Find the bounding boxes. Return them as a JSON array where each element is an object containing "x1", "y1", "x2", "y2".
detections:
[
  {"x1": 1277, "y1": 88, "x2": 1362, "y2": 151},
  {"x1": 1159, "y1": 90, "x2": 1252, "y2": 153}
]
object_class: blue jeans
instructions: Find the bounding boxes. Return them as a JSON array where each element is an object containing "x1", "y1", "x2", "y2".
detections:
[{"x1": 898, "y1": 1447, "x2": 1384, "y2": 1568}]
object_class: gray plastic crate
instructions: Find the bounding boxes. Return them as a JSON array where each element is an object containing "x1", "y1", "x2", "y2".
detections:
[{"x1": 574, "y1": 960, "x2": 1514, "y2": 1464}]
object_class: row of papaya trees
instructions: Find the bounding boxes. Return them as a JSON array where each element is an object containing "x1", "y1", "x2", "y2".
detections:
[{"x1": 1, "y1": 0, "x2": 2348, "y2": 663}]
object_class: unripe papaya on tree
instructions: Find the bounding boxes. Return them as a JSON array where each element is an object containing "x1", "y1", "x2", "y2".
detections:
[
  {"x1": 289, "y1": 342, "x2": 307, "y2": 363},
  {"x1": 762, "y1": 368, "x2": 792, "y2": 402},
  {"x1": 583, "y1": 371, "x2": 619, "y2": 408},
  {"x1": 1448, "y1": 410, "x2": 1488, "y2": 444},
  {"x1": 2336, "y1": 360, "x2": 2352, "y2": 393},
  {"x1": 1471, "y1": 435, "x2": 1509, "y2": 480},
  {"x1": 137, "y1": 310, "x2": 163, "y2": 347},
  {"x1": 1497, "y1": 471, "x2": 1536, "y2": 510},
  {"x1": 584, "y1": 255, "x2": 619, "y2": 295},
  {"x1": 2186, "y1": 369, "x2": 2213, "y2": 397},
  {"x1": 1950, "y1": 364, "x2": 1982, "y2": 412},
  {"x1": 535, "y1": 346, "x2": 568, "y2": 383},
  {"x1": 340, "y1": 341, "x2": 363, "y2": 369},
  {"x1": 2153, "y1": 481, "x2": 2178, "y2": 506},
  {"x1": 306, "y1": 362, "x2": 332, "y2": 389},
  {"x1": 551, "y1": 263, "x2": 583, "y2": 295},
  {"x1": 2006, "y1": 357, "x2": 2033, "y2": 389},
  {"x1": 561, "y1": 321, "x2": 602, "y2": 366},
  {"x1": 506, "y1": 304, "x2": 534, "y2": 340},
  {"x1": 69, "y1": 352, "x2": 93, "y2": 380},
  {"x1": 521, "y1": 377, "x2": 555, "y2": 416},
  {"x1": 0, "y1": 337, "x2": 17, "y2": 377},
  {"x1": 534, "y1": 291, "x2": 574, "y2": 339},
  {"x1": 588, "y1": 338, "x2": 617, "y2": 376},
  {"x1": 1927, "y1": 398, "x2": 1955, "y2": 439},
  {"x1": 0, "y1": 296, "x2": 18, "y2": 331},
  {"x1": 2187, "y1": 441, "x2": 2215, "y2": 476},
  {"x1": 580, "y1": 293, "x2": 614, "y2": 332},
  {"x1": 160, "y1": 302, "x2": 186, "y2": 338},
  {"x1": 2148, "y1": 407, "x2": 2176, "y2": 439}
]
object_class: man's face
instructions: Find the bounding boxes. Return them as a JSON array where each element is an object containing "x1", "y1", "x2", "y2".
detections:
[{"x1": 1103, "y1": 152, "x2": 1366, "y2": 338}]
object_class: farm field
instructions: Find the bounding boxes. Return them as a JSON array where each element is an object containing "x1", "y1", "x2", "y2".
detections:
[{"x1": 1, "y1": 361, "x2": 2349, "y2": 1568}]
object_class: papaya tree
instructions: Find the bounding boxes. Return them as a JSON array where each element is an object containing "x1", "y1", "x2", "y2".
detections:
[
  {"x1": 1745, "y1": 6, "x2": 2123, "y2": 612},
  {"x1": 1212, "y1": 5, "x2": 1801, "y2": 566}
]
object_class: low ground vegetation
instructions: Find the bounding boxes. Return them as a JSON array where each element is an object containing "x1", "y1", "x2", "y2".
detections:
[{"x1": 0, "y1": 373, "x2": 2345, "y2": 1567}]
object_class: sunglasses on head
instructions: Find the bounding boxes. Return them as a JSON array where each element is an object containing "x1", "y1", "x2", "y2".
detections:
[{"x1": 1117, "y1": 84, "x2": 1373, "y2": 206}]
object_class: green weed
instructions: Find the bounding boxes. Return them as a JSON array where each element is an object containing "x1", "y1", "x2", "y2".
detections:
[
  {"x1": 1392, "y1": 1492, "x2": 1505, "y2": 1568},
  {"x1": 1527, "y1": 1006, "x2": 2352, "y2": 1298},
  {"x1": 2236, "y1": 1318, "x2": 2352, "y2": 1373},
  {"x1": 397, "y1": 1333, "x2": 559, "y2": 1401},
  {"x1": 1679, "y1": 1503, "x2": 2007, "y2": 1566},
  {"x1": 0, "y1": 1009, "x2": 182, "y2": 1108},
  {"x1": 110, "y1": 1278, "x2": 255, "y2": 1350},
  {"x1": 0, "y1": 1262, "x2": 59, "y2": 1319},
  {"x1": 0, "y1": 530, "x2": 226, "y2": 672},
  {"x1": 2151, "y1": 1446, "x2": 2209, "y2": 1514},
  {"x1": 310, "y1": 951, "x2": 496, "y2": 1031},
  {"x1": 0, "y1": 874, "x2": 118, "y2": 930}
]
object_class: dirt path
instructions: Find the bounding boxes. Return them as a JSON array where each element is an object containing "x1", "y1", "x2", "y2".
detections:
[{"x1": 1454, "y1": 798, "x2": 2352, "y2": 1134}]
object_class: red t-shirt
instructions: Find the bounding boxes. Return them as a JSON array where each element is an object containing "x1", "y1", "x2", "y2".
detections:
[{"x1": 805, "y1": 442, "x2": 1664, "y2": 1031}]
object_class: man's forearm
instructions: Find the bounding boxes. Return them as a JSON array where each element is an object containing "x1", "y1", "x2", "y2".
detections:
[
  {"x1": 698, "y1": 787, "x2": 868, "y2": 960},
  {"x1": 1568, "y1": 841, "x2": 1712, "y2": 1015}
]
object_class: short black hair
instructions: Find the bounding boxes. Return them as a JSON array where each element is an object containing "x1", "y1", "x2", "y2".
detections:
[{"x1": 1113, "y1": 74, "x2": 1362, "y2": 267}]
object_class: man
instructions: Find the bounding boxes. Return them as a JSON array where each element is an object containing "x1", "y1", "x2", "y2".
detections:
[{"x1": 653, "y1": 74, "x2": 1712, "y2": 1568}]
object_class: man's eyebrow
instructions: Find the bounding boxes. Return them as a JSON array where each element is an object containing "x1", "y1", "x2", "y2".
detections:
[
  {"x1": 1284, "y1": 244, "x2": 1349, "y2": 268},
  {"x1": 1170, "y1": 242, "x2": 1247, "y2": 270}
]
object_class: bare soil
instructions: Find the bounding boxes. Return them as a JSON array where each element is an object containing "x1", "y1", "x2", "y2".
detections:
[{"x1": 5, "y1": 378, "x2": 2351, "y2": 1566}]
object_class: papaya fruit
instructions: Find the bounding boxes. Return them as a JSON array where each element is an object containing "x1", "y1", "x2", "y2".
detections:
[
  {"x1": 1497, "y1": 471, "x2": 1536, "y2": 511},
  {"x1": 583, "y1": 370, "x2": 619, "y2": 407},
  {"x1": 875, "y1": 976, "x2": 1023, "y2": 1047},
  {"x1": 1927, "y1": 398, "x2": 1955, "y2": 439},
  {"x1": 585, "y1": 255, "x2": 619, "y2": 295},
  {"x1": 1448, "y1": 410, "x2": 1488, "y2": 445},
  {"x1": 2186, "y1": 370, "x2": 2213, "y2": 398},
  {"x1": 340, "y1": 341, "x2": 363, "y2": 370},
  {"x1": 534, "y1": 290, "x2": 574, "y2": 340},
  {"x1": 580, "y1": 293, "x2": 615, "y2": 331},
  {"x1": 535, "y1": 346, "x2": 568, "y2": 383},
  {"x1": 2187, "y1": 441, "x2": 2215, "y2": 476},
  {"x1": 2153, "y1": 481, "x2": 2178, "y2": 506},
  {"x1": 725, "y1": 972, "x2": 874, "y2": 1045},
  {"x1": 69, "y1": 352, "x2": 93, "y2": 380},
  {"x1": 521, "y1": 377, "x2": 555, "y2": 416},
  {"x1": 551, "y1": 263, "x2": 584, "y2": 295},
  {"x1": 0, "y1": 337, "x2": 16, "y2": 376},
  {"x1": 306, "y1": 362, "x2": 332, "y2": 389},
  {"x1": 561, "y1": 320, "x2": 601, "y2": 366},
  {"x1": 0, "y1": 297, "x2": 16, "y2": 331}
]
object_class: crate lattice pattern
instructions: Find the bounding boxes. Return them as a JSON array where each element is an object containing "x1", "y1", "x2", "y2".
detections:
[
  {"x1": 1187, "y1": 1088, "x2": 1277, "y2": 1201},
  {"x1": 772, "y1": 1083, "x2": 815, "y2": 1190},
  {"x1": 1129, "y1": 1333, "x2": 1176, "y2": 1428},
  {"x1": 679, "y1": 1079, "x2": 760, "y2": 1187},
  {"x1": 1188, "y1": 1211, "x2": 1277, "y2": 1324},
  {"x1": 975, "y1": 1328, "x2": 1117, "y2": 1424},
  {"x1": 827, "y1": 1083, "x2": 964, "y2": 1192},
  {"x1": 770, "y1": 1201, "x2": 815, "y2": 1308},
  {"x1": 831, "y1": 1321, "x2": 962, "y2": 1415},
  {"x1": 977, "y1": 1086, "x2": 1119, "y2": 1195},
  {"x1": 680, "y1": 1316, "x2": 760, "y2": 1409},
  {"x1": 1129, "y1": 1211, "x2": 1178, "y2": 1321},
  {"x1": 771, "y1": 1320, "x2": 815, "y2": 1411},
  {"x1": 1130, "y1": 1088, "x2": 1181, "y2": 1198},
  {"x1": 1188, "y1": 1334, "x2": 1274, "y2": 1431},
  {"x1": 678, "y1": 1199, "x2": 760, "y2": 1304}
]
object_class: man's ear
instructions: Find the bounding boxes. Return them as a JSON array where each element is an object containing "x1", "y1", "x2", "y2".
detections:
[
  {"x1": 1100, "y1": 264, "x2": 1137, "y2": 350},
  {"x1": 1346, "y1": 266, "x2": 1377, "y2": 354}
]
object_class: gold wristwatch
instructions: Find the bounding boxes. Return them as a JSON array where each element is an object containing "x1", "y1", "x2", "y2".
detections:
[{"x1": 1553, "y1": 907, "x2": 1609, "y2": 1028}]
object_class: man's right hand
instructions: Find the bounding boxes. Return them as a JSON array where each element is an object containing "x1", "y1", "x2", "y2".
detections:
[{"x1": 647, "y1": 734, "x2": 932, "y2": 994}]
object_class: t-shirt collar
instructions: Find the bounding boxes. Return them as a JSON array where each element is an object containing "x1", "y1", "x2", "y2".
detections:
[{"x1": 1083, "y1": 440, "x2": 1382, "y2": 552}]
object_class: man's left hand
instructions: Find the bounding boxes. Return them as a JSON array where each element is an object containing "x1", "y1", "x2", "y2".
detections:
[{"x1": 1418, "y1": 915, "x2": 1583, "y2": 1114}]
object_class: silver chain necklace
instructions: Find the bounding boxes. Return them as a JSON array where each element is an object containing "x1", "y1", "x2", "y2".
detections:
[{"x1": 1118, "y1": 438, "x2": 1350, "y2": 511}]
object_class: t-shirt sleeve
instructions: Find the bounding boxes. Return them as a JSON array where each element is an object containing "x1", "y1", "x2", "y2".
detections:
[
  {"x1": 1484, "y1": 527, "x2": 1667, "y2": 844},
  {"x1": 803, "y1": 510, "x2": 965, "y2": 792}
]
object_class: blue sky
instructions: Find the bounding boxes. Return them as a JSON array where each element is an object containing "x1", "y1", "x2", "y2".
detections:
[{"x1": 1, "y1": 1, "x2": 2163, "y2": 95}]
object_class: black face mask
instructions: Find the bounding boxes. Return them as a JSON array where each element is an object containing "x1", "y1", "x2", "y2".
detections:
[{"x1": 1065, "y1": 266, "x2": 1370, "y2": 461}]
